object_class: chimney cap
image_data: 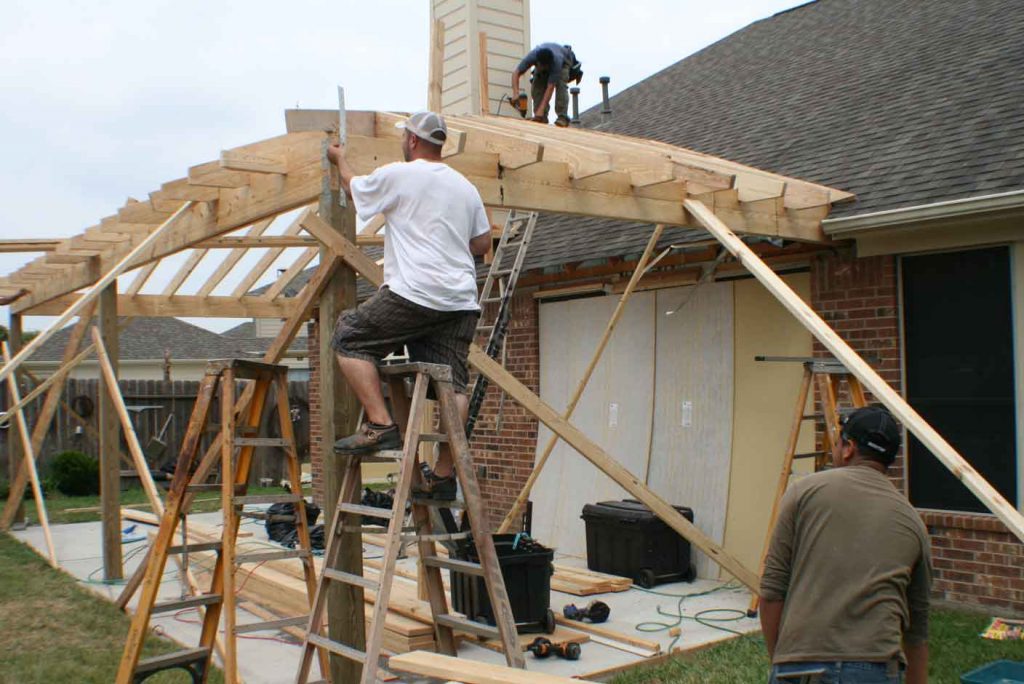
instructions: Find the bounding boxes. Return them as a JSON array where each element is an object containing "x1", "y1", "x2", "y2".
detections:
[{"x1": 599, "y1": 76, "x2": 610, "y2": 84}]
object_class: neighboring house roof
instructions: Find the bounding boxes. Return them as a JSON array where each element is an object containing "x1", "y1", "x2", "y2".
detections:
[
  {"x1": 30, "y1": 317, "x2": 245, "y2": 363},
  {"x1": 221, "y1": 321, "x2": 310, "y2": 357},
  {"x1": 526, "y1": 0, "x2": 1024, "y2": 270}
]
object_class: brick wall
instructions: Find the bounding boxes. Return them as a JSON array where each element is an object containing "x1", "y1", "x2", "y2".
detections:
[
  {"x1": 469, "y1": 293, "x2": 541, "y2": 529},
  {"x1": 811, "y1": 251, "x2": 1024, "y2": 615},
  {"x1": 307, "y1": 319, "x2": 326, "y2": 507}
]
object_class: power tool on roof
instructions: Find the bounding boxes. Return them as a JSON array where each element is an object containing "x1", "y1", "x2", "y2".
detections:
[
  {"x1": 507, "y1": 91, "x2": 529, "y2": 118},
  {"x1": 527, "y1": 637, "x2": 582, "y2": 661}
]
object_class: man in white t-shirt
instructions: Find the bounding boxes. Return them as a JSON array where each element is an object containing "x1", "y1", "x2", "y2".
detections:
[{"x1": 326, "y1": 111, "x2": 491, "y2": 499}]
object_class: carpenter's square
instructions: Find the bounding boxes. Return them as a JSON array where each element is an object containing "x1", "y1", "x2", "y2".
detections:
[{"x1": 337, "y1": 85, "x2": 348, "y2": 207}]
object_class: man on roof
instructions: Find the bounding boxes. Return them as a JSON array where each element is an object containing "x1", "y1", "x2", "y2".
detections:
[
  {"x1": 512, "y1": 43, "x2": 580, "y2": 127},
  {"x1": 325, "y1": 111, "x2": 492, "y2": 500}
]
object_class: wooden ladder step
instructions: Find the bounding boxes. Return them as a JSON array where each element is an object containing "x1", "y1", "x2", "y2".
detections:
[
  {"x1": 323, "y1": 567, "x2": 381, "y2": 591},
  {"x1": 434, "y1": 614, "x2": 500, "y2": 640},
  {"x1": 306, "y1": 634, "x2": 367, "y2": 663},
  {"x1": 234, "y1": 437, "x2": 291, "y2": 447},
  {"x1": 134, "y1": 647, "x2": 211, "y2": 675},
  {"x1": 234, "y1": 494, "x2": 301, "y2": 505},
  {"x1": 338, "y1": 503, "x2": 394, "y2": 519},
  {"x1": 480, "y1": 297, "x2": 501, "y2": 304},
  {"x1": 234, "y1": 615, "x2": 310, "y2": 634},
  {"x1": 152, "y1": 593, "x2": 222, "y2": 615},
  {"x1": 422, "y1": 556, "x2": 484, "y2": 577},
  {"x1": 417, "y1": 432, "x2": 449, "y2": 443},
  {"x1": 236, "y1": 548, "x2": 311, "y2": 564},
  {"x1": 368, "y1": 449, "x2": 406, "y2": 461},
  {"x1": 167, "y1": 541, "x2": 222, "y2": 555},
  {"x1": 794, "y1": 451, "x2": 825, "y2": 460}
]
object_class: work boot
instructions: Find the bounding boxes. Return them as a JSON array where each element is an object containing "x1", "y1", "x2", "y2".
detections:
[
  {"x1": 412, "y1": 467, "x2": 458, "y2": 501},
  {"x1": 555, "y1": 115, "x2": 570, "y2": 128},
  {"x1": 334, "y1": 422, "x2": 401, "y2": 454}
]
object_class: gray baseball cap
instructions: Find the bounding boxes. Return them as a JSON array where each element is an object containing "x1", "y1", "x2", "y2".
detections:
[{"x1": 395, "y1": 111, "x2": 448, "y2": 145}]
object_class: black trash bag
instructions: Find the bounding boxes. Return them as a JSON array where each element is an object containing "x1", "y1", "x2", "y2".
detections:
[
  {"x1": 360, "y1": 487, "x2": 395, "y2": 527},
  {"x1": 265, "y1": 500, "x2": 320, "y2": 544}
]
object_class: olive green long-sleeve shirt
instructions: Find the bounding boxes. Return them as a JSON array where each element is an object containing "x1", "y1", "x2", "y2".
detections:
[{"x1": 761, "y1": 464, "x2": 932, "y2": 663}]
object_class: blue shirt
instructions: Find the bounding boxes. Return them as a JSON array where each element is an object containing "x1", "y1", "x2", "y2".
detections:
[{"x1": 516, "y1": 43, "x2": 568, "y2": 78}]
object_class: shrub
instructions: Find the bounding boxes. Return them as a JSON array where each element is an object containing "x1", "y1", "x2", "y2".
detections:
[{"x1": 48, "y1": 451, "x2": 100, "y2": 496}]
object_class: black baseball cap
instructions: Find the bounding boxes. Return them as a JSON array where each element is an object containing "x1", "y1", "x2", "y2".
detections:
[{"x1": 841, "y1": 404, "x2": 902, "y2": 461}]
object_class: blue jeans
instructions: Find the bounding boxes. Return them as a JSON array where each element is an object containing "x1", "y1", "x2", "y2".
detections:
[{"x1": 769, "y1": 661, "x2": 902, "y2": 683}]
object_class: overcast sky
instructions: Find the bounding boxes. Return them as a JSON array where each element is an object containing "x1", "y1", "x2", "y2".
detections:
[{"x1": 1, "y1": 0, "x2": 800, "y2": 333}]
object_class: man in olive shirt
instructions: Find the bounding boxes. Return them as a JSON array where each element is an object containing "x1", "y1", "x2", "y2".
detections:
[{"x1": 761, "y1": 405, "x2": 931, "y2": 684}]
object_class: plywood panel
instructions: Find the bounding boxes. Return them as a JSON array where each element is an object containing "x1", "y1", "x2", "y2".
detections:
[
  {"x1": 646, "y1": 283, "x2": 734, "y2": 579},
  {"x1": 722, "y1": 273, "x2": 815, "y2": 575},
  {"x1": 532, "y1": 293, "x2": 656, "y2": 559}
]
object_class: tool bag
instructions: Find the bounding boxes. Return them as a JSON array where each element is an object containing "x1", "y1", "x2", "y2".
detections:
[{"x1": 564, "y1": 45, "x2": 583, "y2": 84}]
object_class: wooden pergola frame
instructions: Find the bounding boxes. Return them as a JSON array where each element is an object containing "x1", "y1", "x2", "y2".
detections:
[{"x1": 1, "y1": 108, "x2": 1019, "y2": 677}]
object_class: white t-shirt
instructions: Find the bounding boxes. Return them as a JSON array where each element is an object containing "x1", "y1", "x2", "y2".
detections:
[{"x1": 350, "y1": 159, "x2": 489, "y2": 312}]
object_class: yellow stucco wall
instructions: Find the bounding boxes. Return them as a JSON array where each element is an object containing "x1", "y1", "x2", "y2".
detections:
[{"x1": 721, "y1": 273, "x2": 815, "y2": 576}]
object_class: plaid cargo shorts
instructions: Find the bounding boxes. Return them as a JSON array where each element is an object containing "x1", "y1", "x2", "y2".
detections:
[{"x1": 330, "y1": 286, "x2": 480, "y2": 393}]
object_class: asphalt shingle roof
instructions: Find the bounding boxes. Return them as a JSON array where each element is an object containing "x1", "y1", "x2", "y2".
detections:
[{"x1": 31, "y1": 317, "x2": 245, "y2": 363}]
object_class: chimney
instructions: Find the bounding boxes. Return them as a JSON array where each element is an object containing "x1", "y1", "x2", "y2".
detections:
[
  {"x1": 570, "y1": 87, "x2": 581, "y2": 126},
  {"x1": 599, "y1": 76, "x2": 612, "y2": 123}
]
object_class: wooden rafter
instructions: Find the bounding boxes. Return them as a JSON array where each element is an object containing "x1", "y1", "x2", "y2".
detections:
[
  {"x1": 195, "y1": 218, "x2": 274, "y2": 297},
  {"x1": 28, "y1": 295, "x2": 297, "y2": 318},
  {"x1": 230, "y1": 208, "x2": 311, "y2": 297}
]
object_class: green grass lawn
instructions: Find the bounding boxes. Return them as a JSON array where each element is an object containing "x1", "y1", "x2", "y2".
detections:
[
  {"x1": 20, "y1": 484, "x2": 296, "y2": 525},
  {"x1": 0, "y1": 532, "x2": 224, "y2": 684},
  {"x1": 612, "y1": 609, "x2": 1024, "y2": 684}
]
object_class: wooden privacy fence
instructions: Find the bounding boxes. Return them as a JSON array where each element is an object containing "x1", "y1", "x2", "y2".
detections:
[{"x1": 1, "y1": 377, "x2": 310, "y2": 486}]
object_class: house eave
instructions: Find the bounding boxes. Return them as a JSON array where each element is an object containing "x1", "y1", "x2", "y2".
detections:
[{"x1": 822, "y1": 189, "x2": 1024, "y2": 238}]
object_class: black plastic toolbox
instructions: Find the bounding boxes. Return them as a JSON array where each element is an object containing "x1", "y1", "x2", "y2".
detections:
[
  {"x1": 581, "y1": 499, "x2": 696, "y2": 587},
  {"x1": 450, "y1": 534, "x2": 556, "y2": 634}
]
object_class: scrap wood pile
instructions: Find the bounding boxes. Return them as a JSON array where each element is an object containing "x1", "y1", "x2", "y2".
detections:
[{"x1": 124, "y1": 508, "x2": 651, "y2": 657}]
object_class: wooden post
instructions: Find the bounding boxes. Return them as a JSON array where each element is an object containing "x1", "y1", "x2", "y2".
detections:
[
  {"x1": 2, "y1": 343, "x2": 57, "y2": 566},
  {"x1": 319, "y1": 140, "x2": 364, "y2": 681},
  {"x1": 1, "y1": 303, "x2": 97, "y2": 530},
  {"x1": 497, "y1": 225, "x2": 665, "y2": 534},
  {"x1": 428, "y1": 19, "x2": 445, "y2": 112},
  {"x1": 98, "y1": 282, "x2": 122, "y2": 580},
  {"x1": 684, "y1": 198, "x2": 1024, "y2": 544},
  {"x1": 479, "y1": 32, "x2": 490, "y2": 115},
  {"x1": 5, "y1": 313, "x2": 25, "y2": 527}
]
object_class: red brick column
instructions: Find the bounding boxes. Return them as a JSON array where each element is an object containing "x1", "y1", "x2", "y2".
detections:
[
  {"x1": 469, "y1": 292, "x2": 541, "y2": 529},
  {"x1": 307, "y1": 319, "x2": 325, "y2": 508},
  {"x1": 810, "y1": 252, "x2": 904, "y2": 488}
]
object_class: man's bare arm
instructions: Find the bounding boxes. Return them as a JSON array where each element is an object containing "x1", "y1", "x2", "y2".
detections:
[
  {"x1": 327, "y1": 143, "x2": 356, "y2": 195},
  {"x1": 759, "y1": 599, "x2": 784, "y2": 659},
  {"x1": 469, "y1": 232, "x2": 491, "y2": 257},
  {"x1": 511, "y1": 69, "x2": 522, "y2": 95},
  {"x1": 903, "y1": 639, "x2": 928, "y2": 684}
]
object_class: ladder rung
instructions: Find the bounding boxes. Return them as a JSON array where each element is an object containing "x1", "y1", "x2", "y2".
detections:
[
  {"x1": 323, "y1": 567, "x2": 381, "y2": 591},
  {"x1": 489, "y1": 268, "x2": 513, "y2": 277},
  {"x1": 480, "y1": 297, "x2": 502, "y2": 304},
  {"x1": 233, "y1": 494, "x2": 300, "y2": 505},
  {"x1": 368, "y1": 449, "x2": 406, "y2": 461},
  {"x1": 435, "y1": 614, "x2": 500, "y2": 640},
  {"x1": 422, "y1": 556, "x2": 484, "y2": 577},
  {"x1": 234, "y1": 437, "x2": 291, "y2": 448},
  {"x1": 401, "y1": 530, "x2": 472, "y2": 543},
  {"x1": 240, "y1": 510, "x2": 295, "y2": 522},
  {"x1": 306, "y1": 634, "x2": 367, "y2": 663},
  {"x1": 167, "y1": 541, "x2": 222, "y2": 555},
  {"x1": 339, "y1": 503, "x2": 394, "y2": 519},
  {"x1": 802, "y1": 413, "x2": 824, "y2": 420},
  {"x1": 152, "y1": 593, "x2": 222, "y2": 614},
  {"x1": 417, "y1": 433, "x2": 448, "y2": 443},
  {"x1": 234, "y1": 615, "x2": 310, "y2": 634},
  {"x1": 236, "y1": 548, "x2": 311, "y2": 564},
  {"x1": 794, "y1": 451, "x2": 825, "y2": 460},
  {"x1": 476, "y1": 324, "x2": 495, "y2": 332},
  {"x1": 134, "y1": 647, "x2": 211, "y2": 674}
]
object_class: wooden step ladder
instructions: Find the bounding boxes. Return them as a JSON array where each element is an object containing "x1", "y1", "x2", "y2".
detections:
[
  {"x1": 747, "y1": 356, "x2": 868, "y2": 616},
  {"x1": 296, "y1": 362, "x2": 525, "y2": 684},
  {"x1": 117, "y1": 359, "x2": 327, "y2": 684}
]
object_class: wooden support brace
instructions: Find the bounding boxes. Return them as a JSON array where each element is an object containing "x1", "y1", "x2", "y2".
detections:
[{"x1": 683, "y1": 198, "x2": 1024, "y2": 544}]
